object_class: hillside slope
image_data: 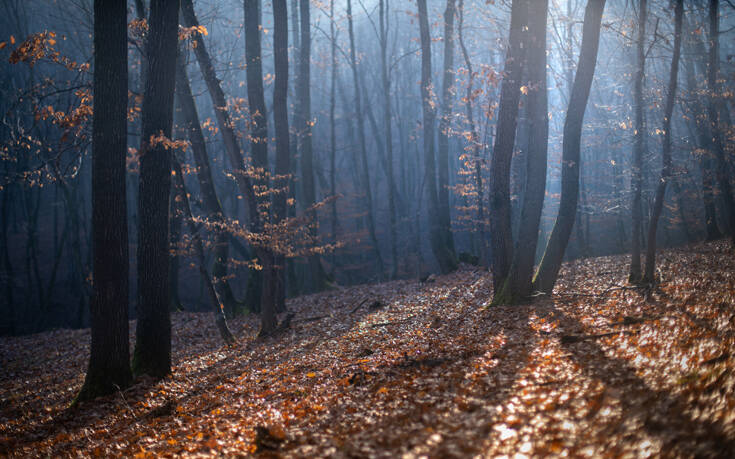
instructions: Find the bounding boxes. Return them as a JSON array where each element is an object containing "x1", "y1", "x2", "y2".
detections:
[{"x1": 2, "y1": 240, "x2": 734, "y2": 457}]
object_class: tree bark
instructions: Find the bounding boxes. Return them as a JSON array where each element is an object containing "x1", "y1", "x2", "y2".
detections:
[
  {"x1": 495, "y1": 0, "x2": 548, "y2": 304},
  {"x1": 133, "y1": 0, "x2": 179, "y2": 379},
  {"x1": 707, "y1": 0, "x2": 735, "y2": 245},
  {"x1": 77, "y1": 0, "x2": 132, "y2": 401},
  {"x1": 628, "y1": 0, "x2": 646, "y2": 282},
  {"x1": 532, "y1": 0, "x2": 606, "y2": 294},
  {"x1": 437, "y1": 0, "x2": 458, "y2": 270},
  {"x1": 418, "y1": 0, "x2": 457, "y2": 275},
  {"x1": 296, "y1": 0, "x2": 326, "y2": 292},
  {"x1": 489, "y1": 0, "x2": 528, "y2": 291},
  {"x1": 172, "y1": 159, "x2": 235, "y2": 344},
  {"x1": 644, "y1": 0, "x2": 683, "y2": 283}
]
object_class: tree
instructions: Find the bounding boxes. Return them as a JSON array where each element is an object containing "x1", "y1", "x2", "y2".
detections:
[
  {"x1": 296, "y1": 0, "x2": 327, "y2": 292},
  {"x1": 488, "y1": 0, "x2": 528, "y2": 291},
  {"x1": 644, "y1": 0, "x2": 683, "y2": 283},
  {"x1": 346, "y1": 0, "x2": 384, "y2": 277},
  {"x1": 628, "y1": 0, "x2": 646, "y2": 283},
  {"x1": 494, "y1": 0, "x2": 549, "y2": 304},
  {"x1": 418, "y1": 0, "x2": 457, "y2": 275},
  {"x1": 268, "y1": 0, "x2": 291, "y2": 335},
  {"x1": 379, "y1": 0, "x2": 399, "y2": 279},
  {"x1": 133, "y1": 0, "x2": 180, "y2": 378},
  {"x1": 707, "y1": 0, "x2": 735, "y2": 246},
  {"x1": 532, "y1": 0, "x2": 607, "y2": 294},
  {"x1": 76, "y1": 0, "x2": 131, "y2": 401},
  {"x1": 437, "y1": 0, "x2": 459, "y2": 270}
]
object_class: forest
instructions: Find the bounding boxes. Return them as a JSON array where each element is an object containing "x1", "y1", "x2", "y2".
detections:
[{"x1": 1, "y1": 0, "x2": 735, "y2": 456}]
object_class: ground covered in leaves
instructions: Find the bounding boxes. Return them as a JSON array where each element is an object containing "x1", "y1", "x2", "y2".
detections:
[{"x1": 2, "y1": 240, "x2": 735, "y2": 457}]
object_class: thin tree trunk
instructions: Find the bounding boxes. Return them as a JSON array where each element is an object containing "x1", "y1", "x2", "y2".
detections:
[
  {"x1": 173, "y1": 159, "x2": 235, "y2": 344},
  {"x1": 495, "y1": 0, "x2": 548, "y2": 304},
  {"x1": 532, "y1": 0, "x2": 606, "y2": 294},
  {"x1": 77, "y1": 0, "x2": 132, "y2": 400},
  {"x1": 629, "y1": 0, "x2": 646, "y2": 282},
  {"x1": 707, "y1": 0, "x2": 735, "y2": 245},
  {"x1": 296, "y1": 0, "x2": 326, "y2": 292},
  {"x1": 379, "y1": 0, "x2": 398, "y2": 279},
  {"x1": 457, "y1": 0, "x2": 486, "y2": 266},
  {"x1": 437, "y1": 0, "x2": 458, "y2": 269},
  {"x1": 133, "y1": 0, "x2": 179, "y2": 379},
  {"x1": 267, "y1": 0, "x2": 291, "y2": 336},
  {"x1": 489, "y1": 0, "x2": 528, "y2": 291},
  {"x1": 329, "y1": 0, "x2": 338, "y2": 275},
  {"x1": 644, "y1": 0, "x2": 683, "y2": 282},
  {"x1": 346, "y1": 0, "x2": 384, "y2": 277},
  {"x1": 418, "y1": 0, "x2": 457, "y2": 275}
]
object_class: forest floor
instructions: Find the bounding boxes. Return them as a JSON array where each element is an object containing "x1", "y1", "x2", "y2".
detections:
[{"x1": 1, "y1": 240, "x2": 735, "y2": 458}]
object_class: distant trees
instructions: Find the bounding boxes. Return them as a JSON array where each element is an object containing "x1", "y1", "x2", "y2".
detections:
[
  {"x1": 77, "y1": 0, "x2": 131, "y2": 401},
  {"x1": 133, "y1": 0, "x2": 180, "y2": 378}
]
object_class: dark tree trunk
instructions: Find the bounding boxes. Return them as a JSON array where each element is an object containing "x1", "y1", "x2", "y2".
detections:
[
  {"x1": 457, "y1": 0, "x2": 486, "y2": 266},
  {"x1": 707, "y1": 0, "x2": 735, "y2": 245},
  {"x1": 329, "y1": 0, "x2": 338, "y2": 274},
  {"x1": 628, "y1": 0, "x2": 646, "y2": 282},
  {"x1": 267, "y1": 0, "x2": 291, "y2": 336},
  {"x1": 77, "y1": 0, "x2": 132, "y2": 401},
  {"x1": 347, "y1": 0, "x2": 384, "y2": 277},
  {"x1": 532, "y1": 0, "x2": 606, "y2": 294},
  {"x1": 418, "y1": 0, "x2": 457, "y2": 275},
  {"x1": 172, "y1": 159, "x2": 235, "y2": 344},
  {"x1": 133, "y1": 0, "x2": 179, "y2": 379},
  {"x1": 437, "y1": 0, "x2": 458, "y2": 269},
  {"x1": 644, "y1": 0, "x2": 683, "y2": 282},
  {"x1": 297, "y1": 0, "x2": 326, "y2": 292},
  {"x1": 379, "y1": 0, "x2": 398, "y2": 279},
  {"x1": 495, "y1": 0, "x2": 548, "y2": 304},
  {"x1": 174, "y1": 60, "x2": 238, "y2": 312},
  {"x1": 489, "y1": 0, "x2": 528, "y2": 291}
]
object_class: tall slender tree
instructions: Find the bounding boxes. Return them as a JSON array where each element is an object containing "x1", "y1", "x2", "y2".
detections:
[
  {"x1": 296, "y1": 0, "x2": 326, "y2": 292},
  {"x1": 532, "y1": 0, "x2": 607, "y2": 294},
  {"x1": 346, "y1": 0, "x2": 384, "y2": 277},
  {"x1": 77, "y1": 0, "x2": 131, "y2": 401},
  {"x1": 707, "y1": 0, "x2": 735, "y2": 245},
  {"x1": 437, "y1": 0, "x2": 458, "y2": 269},
  {"x1": 133, "y1": 0, "x2": 180, "y2": 378},
  {"x1": 495, "y1": 0, "x2": 549, "y2": 304},
  {"x1": 488, "y1": 0, "x2": 528, "y2": 291},
  {"x1": 418, "y1": 0, "x2": 457, "y2": 275},
  {"x1": 644, "y1": 0, "x2": 683, "y2": 282},
  {"x1": 628, "y1": 0, "x2": 646, "y2": 282}
]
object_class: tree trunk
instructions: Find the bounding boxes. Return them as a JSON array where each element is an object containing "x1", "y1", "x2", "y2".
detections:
[
  {"x1": 457, "y1": 0, "x2": 486, "y2": 266},
  {"x1": 495, "y1": 0, "x2": 548, "y2": 304},
  {"x1": 437, "y1": 0, "x2": 458, "y2": 269},
  {"x1": 296, "y1": 0, "x2": 326, "y2": 292},
  {"x1": 172, "y1": 159, "x2": 235, "y2": 344},
  {"x1": 644, "y1": 0, "x2": 683, "y2": 282},
  {"x1": 628, "y1": 0, "x2": 646, "y2": 282},
  {"x1": 329, "y1": 0, "x2": 338, "y2": 274},
  {"x1": 532, "y1": 0, "x2": 606, "y2": 294},
  {"x1": 174, "y1": 60, "x2": 239, "y2": 312},
  {"x1": 266, "y1": 0, "x2": 291, "y2": 336},
  {"x1": 418, "y1": 0, "x2": 457, "y2": 275},
  {"x1": 347, "y1": 0, "x2": 384, "y2": 278},
  {"x1": 707, "y1": 0, "x2": 735, "y2": 246},
  {"x1": 379, "y1": 0, "x2": 398, "y2": 279},
  {"x1": 133, "y1": 0, "x2": 179, "y2": 379},
  {"x1": 489, "y1": 0, "x2": 528, "y2": 291},
  {"x1": 77, "y1": 0, "x2": 132, "y2": 401}
]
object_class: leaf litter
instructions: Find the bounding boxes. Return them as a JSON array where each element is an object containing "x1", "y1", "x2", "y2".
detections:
[{"x1": 1, "y1": 240, "x2": 734, "y2": 457}]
